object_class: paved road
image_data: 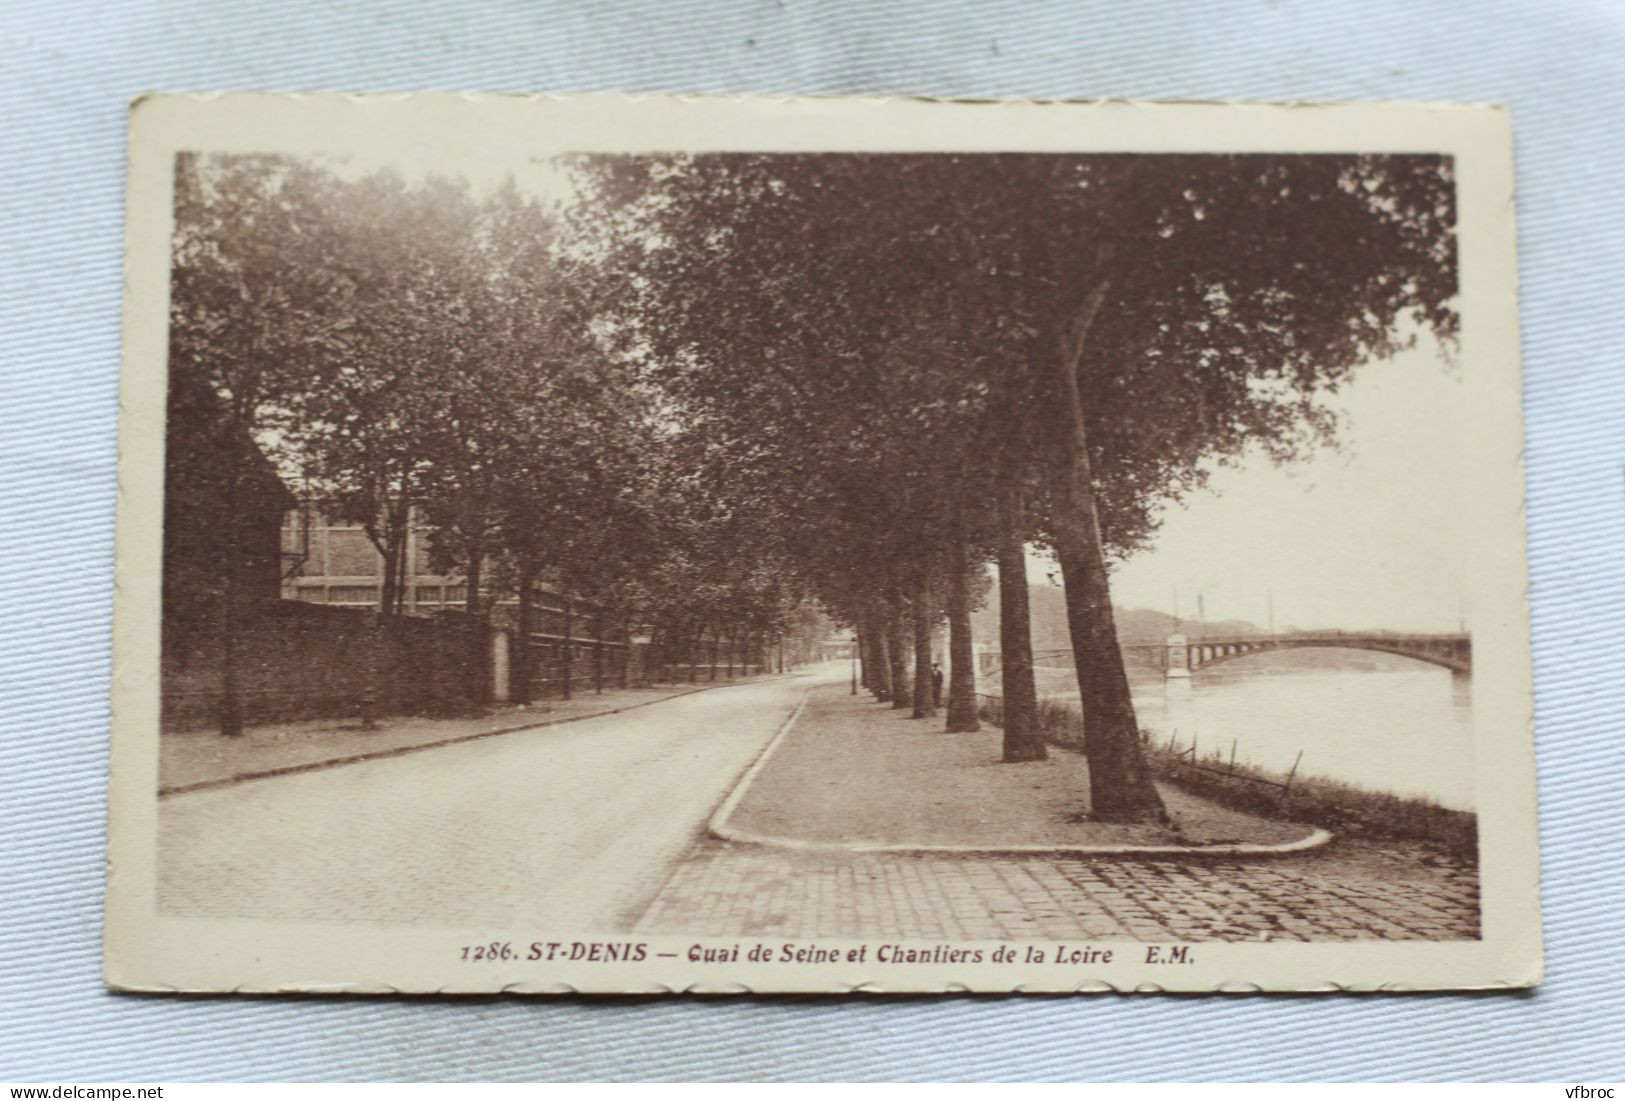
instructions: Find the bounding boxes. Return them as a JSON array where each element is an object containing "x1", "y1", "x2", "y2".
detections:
[
  {"x1": 161, "y1": 660, "x2": 1477, "y2": 942},
  {"x1": 159, "y1": 671, "x2": 832, "y2": 931}
]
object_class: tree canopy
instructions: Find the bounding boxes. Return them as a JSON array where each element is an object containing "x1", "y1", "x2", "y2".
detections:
[
  {"x1": 577, "y1": 151, "x2": 1457, "y2": 819},
  {"x1": 171, "y1": 148, "x2": 1457, "y2": 821}
]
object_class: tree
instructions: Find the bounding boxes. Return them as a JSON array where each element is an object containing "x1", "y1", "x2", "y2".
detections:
[
  {"x1": 1010, "y1": 155, "x2": 1457, "y2": 821},
  {"x1": 280, "y1": 170, "x2": 479, "y2": 618},
  {"x1": 169, "y1": 153, "x2": 358, "y2": 734},
  {"x1": 573, "y1": 155, "x2": 1014, "y2": 733},
  {"x1": 546, "y1": 153, "x2": 1461, "y2": 826}
]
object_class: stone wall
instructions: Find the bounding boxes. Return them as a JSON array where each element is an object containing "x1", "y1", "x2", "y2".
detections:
[{"x1": 161, "y1": 598, "x2": 482, "y2": 732}]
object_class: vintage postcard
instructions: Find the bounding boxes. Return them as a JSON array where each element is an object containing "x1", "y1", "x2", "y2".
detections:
[{"x1": 106, "y1": 93, "x2": 1540, "y2": 994}]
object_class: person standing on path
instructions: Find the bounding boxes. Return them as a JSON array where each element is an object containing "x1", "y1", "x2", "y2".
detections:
[{"x1": 931, "y1": 661, "x2": 944, "y2": 708}]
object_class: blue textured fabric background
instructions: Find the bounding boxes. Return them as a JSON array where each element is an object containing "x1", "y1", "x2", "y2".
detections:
[{"x1": 3, "y1": 0, "x2": 1622, "y2": 1082}]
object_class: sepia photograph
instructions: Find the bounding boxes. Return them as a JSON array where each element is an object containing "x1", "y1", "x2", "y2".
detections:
[{"x1": 105, "y1": 94, "x2": 1538, "y2": 994}]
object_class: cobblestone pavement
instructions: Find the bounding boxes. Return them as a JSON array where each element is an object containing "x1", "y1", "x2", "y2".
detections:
[{"x1": 636, "y1": 839, "x2": 1480, "y2": 942}]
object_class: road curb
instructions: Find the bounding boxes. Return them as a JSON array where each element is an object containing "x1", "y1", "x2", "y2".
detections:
[
  {"x1": 706, "y1": 689, "x2": 1335, "y2": 860},
  {"x1": 160, "y1": 676, "x2": 790, "y2": 798},
  {"x1": 704, "y1": 687, "x2": 814, "y2": 838}
]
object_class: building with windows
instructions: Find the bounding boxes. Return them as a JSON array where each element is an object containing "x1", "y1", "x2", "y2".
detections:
[
  {"x1": 279, "y1": 508, "x2": 468, "y2": 613},
  {"x1": 278, "y1": 506, "x2": 655, "y2": 699}
]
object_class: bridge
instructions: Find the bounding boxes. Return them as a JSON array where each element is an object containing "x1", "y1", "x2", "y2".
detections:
[
  {"x1": 977, "y1": 632, "x2": 1471, "y2": 680},
  {"x1": 1151, "y1": 633, "x2": 1471, "y2": 676}
]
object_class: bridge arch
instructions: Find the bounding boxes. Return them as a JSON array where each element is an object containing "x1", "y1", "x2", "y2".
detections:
[
  {"x1": 1186, "y1": 636, "x2": 1470, "y2": 676},
  {"x1": 979, "y1": 635, "x2": 1471, "y2": 679}
]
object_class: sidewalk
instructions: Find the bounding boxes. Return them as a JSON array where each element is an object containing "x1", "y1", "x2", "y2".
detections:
[
  {"x1": 160, "y1": 676, "x2": 772, "y2": 795},
  {"x1": 717, "y1": 684, "x2": 1320, "y2": 852}
]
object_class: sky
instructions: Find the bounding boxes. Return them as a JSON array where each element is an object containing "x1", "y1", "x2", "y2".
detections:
[{"x1": 1031, "y1": 335, "x2": 1468, "y2": 634}]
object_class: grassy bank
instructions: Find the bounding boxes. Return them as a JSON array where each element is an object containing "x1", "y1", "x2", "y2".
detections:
[{"x1": 977, "y1": 694, "x2": 1478, "y2": 862}]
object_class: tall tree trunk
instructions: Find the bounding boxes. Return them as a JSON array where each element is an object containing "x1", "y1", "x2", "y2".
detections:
[
  {"x1": 383, "y1": 529, "x2": 398, "y2": 615},
  {"x1": 594, "y1": 606, "x2": 605, "y2": 694},
  {"x1": 512, "y1": 568, "x2": 535, "y2": 705},
  {"x1": 887, "y1": 596, "x2": 909, "y2": 711},
  {"x1": 872, "y1": 616, "x2": 892, "y2": 701},
  {"x1": 466, "y1": 537, "x2": 487, "y2": 707},
  {"x1": 945, "y1": 536, "x2": 980, "y2": 732},
  {"x1": 691, "y1": 623, "x2": 705, "y2": 683},
  {"x1": 865, "y1": 611, "x2": 890, "y2": 701},
  {"x1": 911, "y1": 574, "x2": 936, "y2": 719},
  {"x1": 360, "y1": 606, "x2": 381, "y2": 729},
  {"x1": 620, "y1": 615, "x2": 632, "y2": 688},
  {"x1": 709, "y1": 631, "x2": 719, "y2": 681},
  {"x1": 651, "y1": 623, "x2": 669, "y2": 683},
  {"x1": 997, "y1": 486, "x2": 1046, "y2": 761},
  {"x1": 561, "y1": 596, "x2": 573, "y2": 700},
  {"x1": 365, "y1": 494, "x2": 407, "y2": 616},
  {"x1": 377, "y1": 526, "x2": 399, "y2": 617},
  {"x1": 218, "y1": 559, "x2": 244, "y2": 737},
  {"x1": 394, "y1": 523, "x2": 410, "y2": 615},
  {"x1": 1051, "y1": 285, "x2": 1166, "y2": 823}
]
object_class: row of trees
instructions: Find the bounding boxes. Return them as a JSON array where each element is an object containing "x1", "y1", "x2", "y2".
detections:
[
  {"x1": 576, "y1": 152, "x2": 1457, "y2": 824},
  {"x1": 172, "y1": 150, "x2": 1457, "y2": 826},
  {"x1": 169, "y1": 153, "x2": 820, "y2": 719}
]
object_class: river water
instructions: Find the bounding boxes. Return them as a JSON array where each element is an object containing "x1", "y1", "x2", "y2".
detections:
[{"x1": 1026, "y1": 651, "x2": 1475, "y2": 810}]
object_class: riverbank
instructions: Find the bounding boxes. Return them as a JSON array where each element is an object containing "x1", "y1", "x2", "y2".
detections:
[{"x1": 979, "y1": 696, "x2": 1478, "y2": 863}]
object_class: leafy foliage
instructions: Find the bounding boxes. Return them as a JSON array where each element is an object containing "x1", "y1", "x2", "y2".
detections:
[{"x1": 172, "y1": 150, "x2": 1458, "y2": 798}]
